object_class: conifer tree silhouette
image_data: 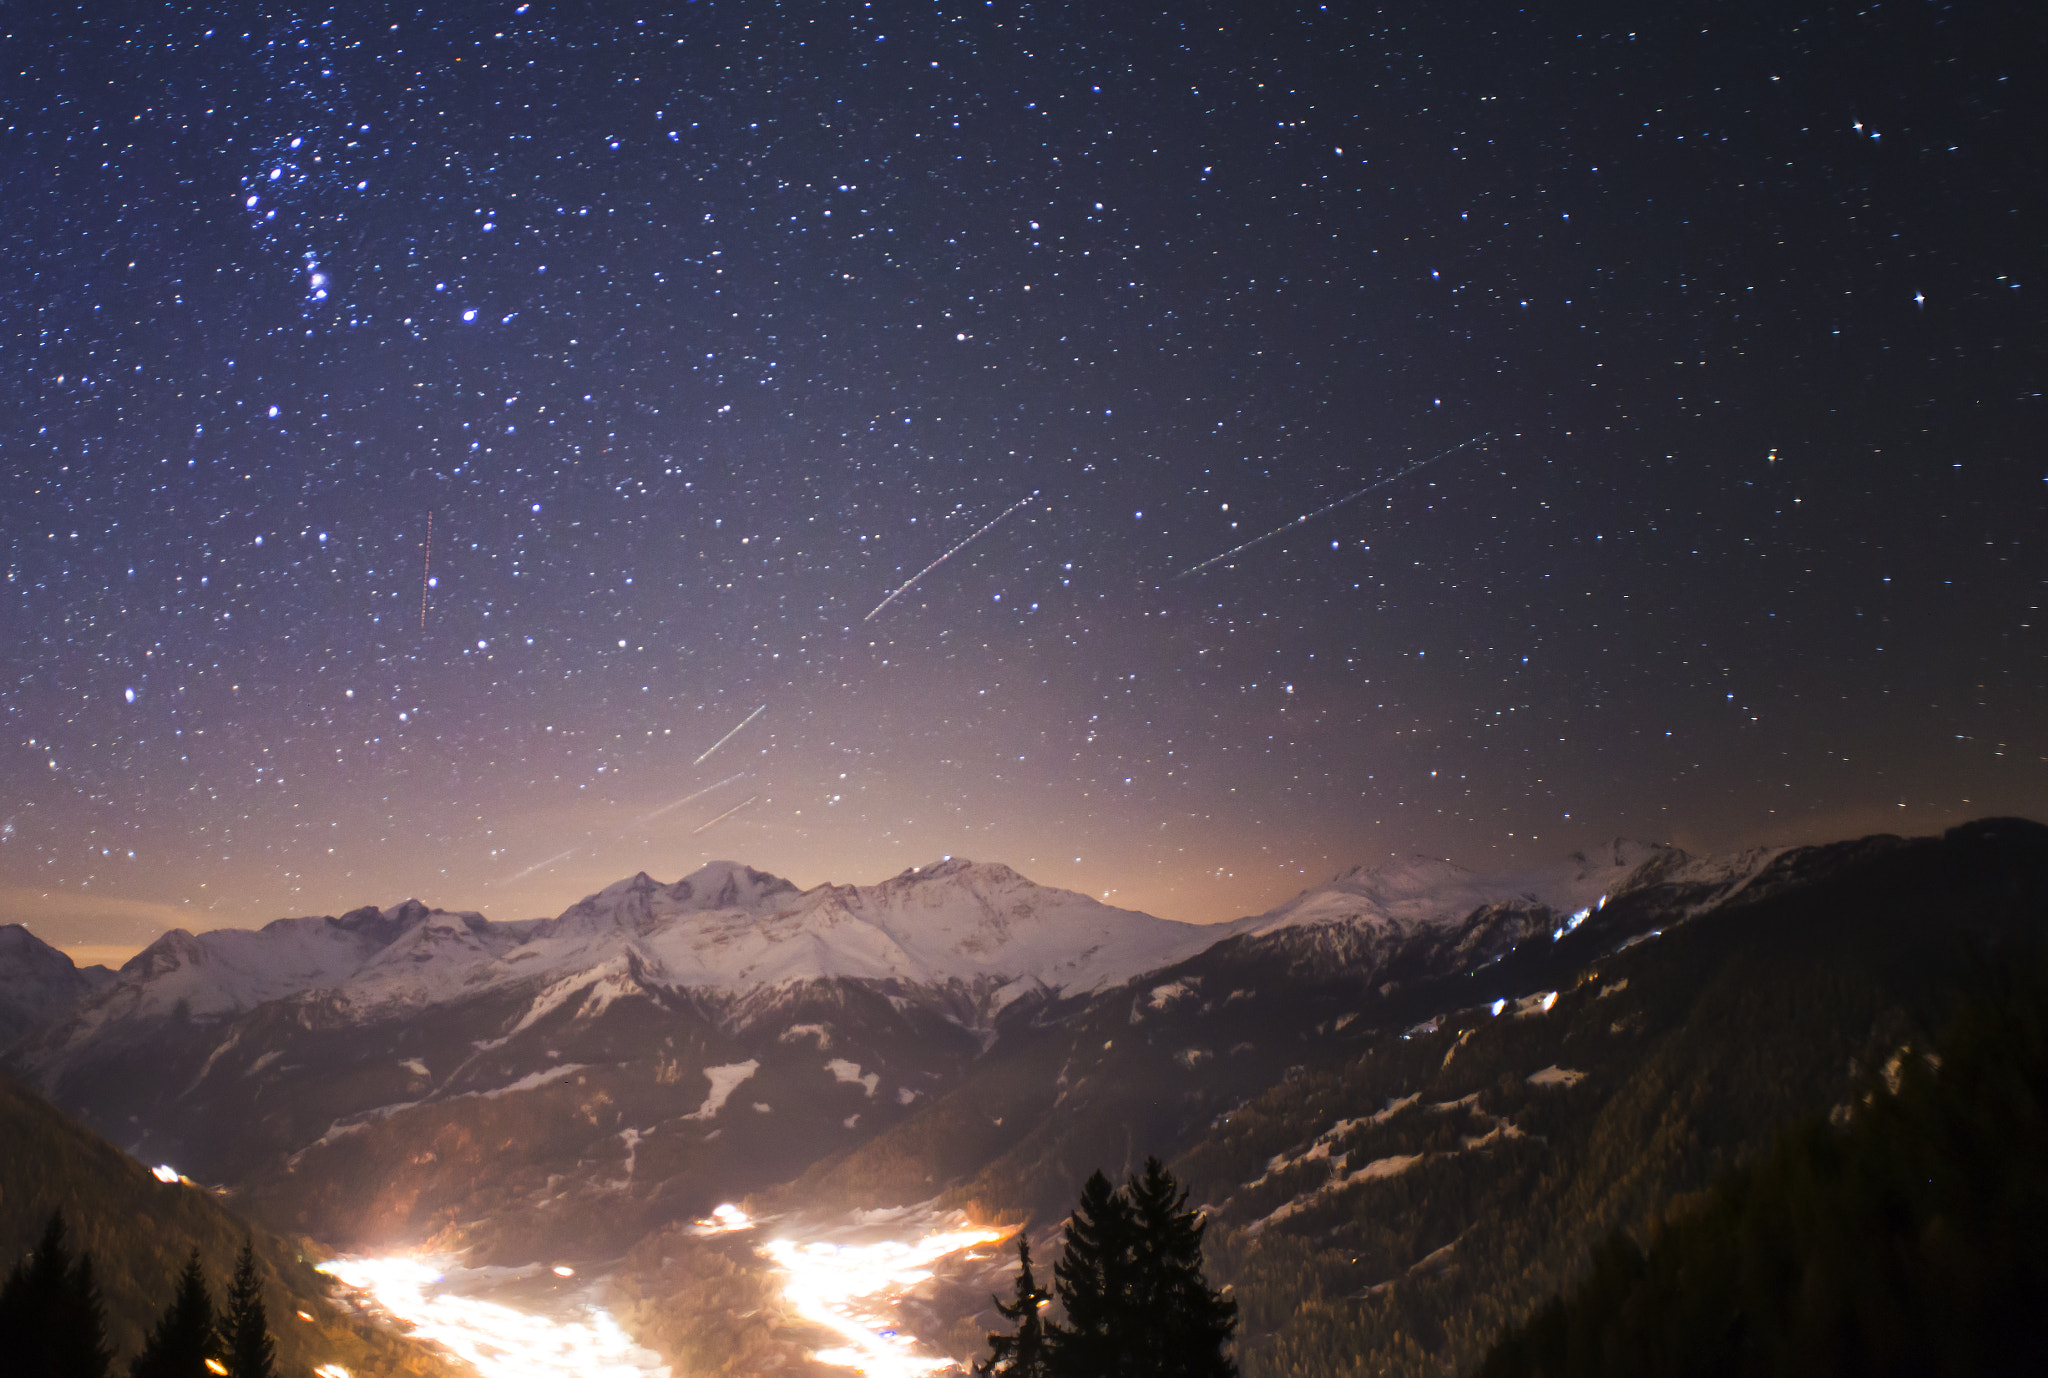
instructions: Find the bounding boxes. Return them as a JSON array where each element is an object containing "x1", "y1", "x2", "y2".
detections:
[
  {"x1": 129, "y1": 1250, "x2": 219, "y2": 1378},
  {"x1": 1049, "y1": 1169, "x2": 1139, "y2": 1377},
  {"x1": 0, "y1": 1212, "x2": 112, "y2": 1378},
  {"x1": 1034, "y1": 1160, "x2": 1238, "y2": 1378},
  {"x1": 221, "y1": 1241, "x2": 276, "y2": 1378},
  {"x1": 1126, "y1": 1157, "x2": 1237, "y2": 1378},
  {"x1": 975, "y1": 1235, "x2": 1052, "y2": 1378}
]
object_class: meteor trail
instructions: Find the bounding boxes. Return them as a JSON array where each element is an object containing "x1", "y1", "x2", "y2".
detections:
[
  {"x1": 693, "y1": 705, "x2": 766, "y2": 766},
  {"x1": 691, "y1": 795, "x2": 759, "y2": 834},
  {"x1": 637, "y1": 772, "x2": 748, "y2": 825},
  {"x1": 863, "y1": 490, "x2": 1041, "y2": 622},
  {"x1": 1173, "y1": 433, "x2": 1492, "y2": 581},
  {"x1": 419, "y1": 509, "x2": 433, "y2": 630},
  {"x1": 503, "y1": 843, "x2": 581, "y2": 885}
]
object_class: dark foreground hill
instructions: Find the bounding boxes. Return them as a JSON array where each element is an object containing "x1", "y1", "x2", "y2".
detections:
[
  {"x1": 0, "y1": 1070, "x2": 463, "y2": 1377},
  {"x1": 1477, "y1": 963, "x2": 2048, "y2": 1377}
]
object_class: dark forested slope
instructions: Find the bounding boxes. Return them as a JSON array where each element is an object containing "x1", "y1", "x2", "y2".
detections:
[{"x1": 0, "y1": 1070, "x2": 462, "y2": 1377}]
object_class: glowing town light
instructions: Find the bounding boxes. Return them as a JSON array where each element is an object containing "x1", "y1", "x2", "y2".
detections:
[
  {"x1": 763, "y1": 1227, "x2": 1007, "y2": 1378},
  {"x1": 152, "y1": 1165, "x2": 181, "y2": 1183},
  {"x1": 312, "y1": 1366, "x2": 352, "y2": 1378},
  {"x1": 695, "y1": 1203, "x2": 754, "y2": 1234},
  {"x1": 1490, "y1": 999, "x2": 1505, "y2": 1017},
  {"x1": 316, "y1": 1256, "x2": 666, "y2": 1378}
]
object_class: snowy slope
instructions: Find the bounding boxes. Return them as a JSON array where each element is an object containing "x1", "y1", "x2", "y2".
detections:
[
  {"x1": 27, "y1": 858, "x2": 1218, "y2": 1057},
  {"x1": 0, "y1": 925, "x2": 115, "y2": 1046},
  {"x1": 1225, "y1": 840, "x2": 1783, "y2": 943},
  {"x1": 358, "y1": 858, "x2": 1216, "y2": 1016}
]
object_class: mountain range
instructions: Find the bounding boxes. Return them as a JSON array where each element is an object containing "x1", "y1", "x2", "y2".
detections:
[{"x1": 5, "y1": 819, "x2": 2045, "y2": 1378}]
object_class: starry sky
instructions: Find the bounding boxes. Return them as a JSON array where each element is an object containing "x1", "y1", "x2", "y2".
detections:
[{"x1": 5, "y1": 0, "x2": 2044, "y2": 961}]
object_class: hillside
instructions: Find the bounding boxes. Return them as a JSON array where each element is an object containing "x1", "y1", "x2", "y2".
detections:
[
  {"x1": 0, "y1": 1069, "x2": 463, "y2": 1377},
  {"x1": 1476, "y1": 963, "x2": 2048, "y2": 1376},
  {"x1": 766, "y1": 819, "x2": 2048, "y2": 1378},
  {"x1": 6, "y1": 822, "x2": 2045, "y2": 1378}
]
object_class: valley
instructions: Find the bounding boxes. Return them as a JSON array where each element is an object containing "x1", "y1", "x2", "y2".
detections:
[{"x1": 5, "y1": 820, "x2": 2046, "y2": 1378}]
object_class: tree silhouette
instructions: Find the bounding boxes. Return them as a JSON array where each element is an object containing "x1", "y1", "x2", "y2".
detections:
[
  {"x1": 974, "y1": 1235, "x2": 1051, "y2": 1378},
  {"x1": 129, "y1": 1250, "x2": 219, "y2": 1378},
  {"x1": 1049, "y1": 1169, "x2": 1139, "y2": 1377},
  {"x1": 0, "y1": 1211, "x2": 112, "y2": 1378},
  {"x1": 998, "y1": 1160, "x2": 1237, "y2": 1378},
  {"x1": 1125, "y1": 1157, "x2": 1238, "y2": 1378},
  {"x1": 221, "y1": 1241, "x2": 276, "y2": 1378}
]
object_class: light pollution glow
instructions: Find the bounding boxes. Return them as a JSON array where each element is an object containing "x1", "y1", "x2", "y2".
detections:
[
  {"x1": 762, "y1": 1225, "x2": 1011, "y2": 1376},
  {"x1": 315, "y1": 1256, "x2": 666, "y2": 1378},
  {"x1": 315, "y1": 1208, "x2": 1008, "y2": 1378}
]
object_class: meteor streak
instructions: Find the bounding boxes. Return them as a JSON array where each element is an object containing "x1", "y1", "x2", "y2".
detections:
[
  {"x1": 419, "y1": 509, "x2": 434, "y2": 630},
  {"x1": 863, "y1": 490, "x2": 1040, "y2": 622},
  {"x1": 693, "y1": 705, "x2": 766, "y2": 766},
  {"x1": 503, "y1": 844, "x2": 583, "y2": 885},
  {"x1": 636, "y1": 772, "x2": 748, "y2": 825},
  {"x1": 691, "y1": 795, "x2": 759, "y2": 834},
  {"x1": 1174, "y1": 433, "x2": 1491, "y2": 581}
]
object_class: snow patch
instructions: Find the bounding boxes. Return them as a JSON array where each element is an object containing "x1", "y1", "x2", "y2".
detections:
[
  {"x1": 781, "y1": 1023, "x2": 832, "y2": 1048},
  {"x1": 472, "y1": 1063, "x2": 586, "y2": 1099},
  {"x1": 1148, "y1": 980, "x2": 1195, "y2": 1011},
  {"x1": 684, "y1": 1060, "x2": 760, "y2": 1119},
  {"x1": 1526, "y1": 1065, "x2": 1586, "y2": 1088},
  {"x1": 1247, "y1": 1153, "x2": 1425, "y2": 1234},
  {"x1": 827, "y1": 1058, "x2": 880, "y2": 1097}
]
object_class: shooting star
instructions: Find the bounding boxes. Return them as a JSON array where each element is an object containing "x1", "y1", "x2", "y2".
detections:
[
  {"x1": 864, "y1": 490, "x2": 1041, "y2": 622},
  {"x1": 693, "y1": 705, "x2": 766, "y2": 766},
  {"x1": 692, "y1": 795, "x2": 759, "y2": 835},
  {"x1": 1173, "y1": 433, "x2": 1492, "y2": 581},
  {"x1": 503, "y1": 843, "x2": 582, "y2": 885},
  {"x1": 419, "y1": 509, "x2": 434, "y2": 629},
  {"x1": 637, "y1": 772, "x2": 749, "y2": 826}
]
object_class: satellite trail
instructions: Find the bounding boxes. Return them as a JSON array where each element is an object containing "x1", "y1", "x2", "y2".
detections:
[
  {"x1": 693, "y1": 705, "x2": 766, "y2": 766},
  {"x1": 863, "y1": 490, "x2": 1041, "y2": 622},
  {"x1": 691, "y1": 795, "x2": 759, "y2": 834},
  {"x1": 1174, "y1": 434, "x2": 1492, "y2": 581}
]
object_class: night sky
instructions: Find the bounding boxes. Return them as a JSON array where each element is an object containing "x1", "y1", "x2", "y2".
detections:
[{"x1": 5, "y1": 1, "x2": 2044, "y2": 960}]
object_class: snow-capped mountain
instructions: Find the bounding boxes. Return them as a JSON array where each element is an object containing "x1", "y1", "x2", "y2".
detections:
[
  {"x1": 0, "y1": 836, "x2": 1804, "y2": 1263},
  {"x1": 24, "y1": 858, "x2": 1214, "y2": 1068},
  {"x1": 1230, "y1": 839, "x2": 1780, "y2": 942},
  {"x1": 0, "y1": 924, "x2": 114, "y2": 1047},
  {"x1": 1206, "y1": 839, "x2": 1783, "y2": 981}
]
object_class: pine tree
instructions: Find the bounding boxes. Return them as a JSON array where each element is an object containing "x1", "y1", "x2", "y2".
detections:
[
  {"x1": 0, "y1": 1211, "x2": 111, "y2": 1378},
  {"x1": 130, "y1": 1250, "x2": 219, "y2": 1378},
  {"x1": 56, "y1": 1253, "x2": 114, "y2": 1378},
  {"x1": 1049, "y1": 1169, "x2": 1139, "y2": 1378},
  {"x1": 1045, "y1": 1162, "x2": 1240, "y2": 1378},
  {"x1": 975, "y1": 1235, "x2": 1052, "y2": 1378},
  {"x1": 1125, "y1": 1157, "x2": 1238, "y2": 1378},
  {"x1": 221, "y1": 1242, "x2": 276, "y2": 1378}
]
